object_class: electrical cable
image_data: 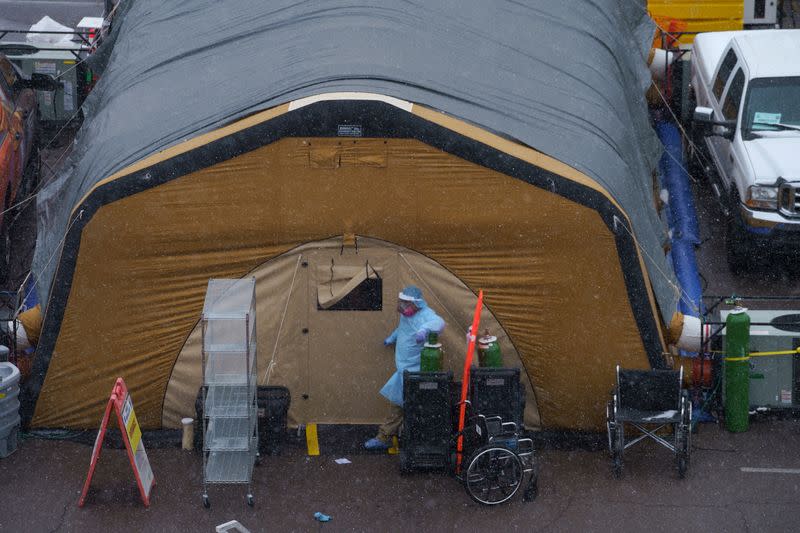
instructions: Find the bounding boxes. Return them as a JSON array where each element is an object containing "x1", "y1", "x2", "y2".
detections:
[
  {"x1": 614, "y1": 218, "x2": 700, "y2": 315},
  {"x1": 262, "y1": 254, "x2": 302, "y2": 384}
]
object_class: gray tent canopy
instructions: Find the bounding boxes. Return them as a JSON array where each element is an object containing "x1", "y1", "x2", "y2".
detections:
[
  {"x1": 34, "y1": 0, "x2": 675, "y2": 313},
  {"x1": 23, "y1": 0, "x2": 681, "y2": 431}
]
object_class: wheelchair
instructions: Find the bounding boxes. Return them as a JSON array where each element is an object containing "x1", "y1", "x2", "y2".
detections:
[
  {"x1": 400, "y1": 370, "x2": 538, "y2": 506},
  {"x1": 459, "y1": 413, "x2": 537, "y2": 505},
  {"x1": 606, "y1": 365, "x2": 692, "y2": 478}
]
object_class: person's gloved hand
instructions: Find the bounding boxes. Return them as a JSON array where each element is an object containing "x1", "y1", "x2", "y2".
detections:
[
  {"x1": 384, "y1": 336, "x2": 394, "y2": 346},
  {"x1": 414, "y1": 329, "x2": 428, "y2": 344}
]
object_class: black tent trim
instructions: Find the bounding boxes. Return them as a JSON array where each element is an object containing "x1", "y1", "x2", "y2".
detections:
[{"x1": 21, "y1": 100, "x2": 667, "y2": 426}]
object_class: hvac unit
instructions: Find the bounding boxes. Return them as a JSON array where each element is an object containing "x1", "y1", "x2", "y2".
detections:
[
  {"x1": 0, "y1": 43, "x2": 83, "y2": 125},
  {"x1": 744, "y1": 0, "x2": 778, "y2": 25},
  {"x1": 721, "y1": 309, "x2": 800, "y2": 409}
]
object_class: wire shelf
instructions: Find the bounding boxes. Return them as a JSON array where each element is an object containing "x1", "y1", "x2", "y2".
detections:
[
  {"x1": 205, "y1": 444, "x2": 257, "y2": 484},
  {"x1": 200, "y1": 278, "x2": 257, "y2": 500},
  {"x1": 205, "y1": 384, "x2": 256, "y2": 418},
  {"x1": 203, "y1": 344, "x2": 257, "y2": 385},
  {"x1": 204, "y1": 411, "x2": 257, "y2": 451}
]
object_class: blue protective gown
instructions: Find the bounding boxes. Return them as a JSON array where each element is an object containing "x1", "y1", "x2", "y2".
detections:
[{"x1": 379, "y1": 299, "x2": 445, "y2": 406}]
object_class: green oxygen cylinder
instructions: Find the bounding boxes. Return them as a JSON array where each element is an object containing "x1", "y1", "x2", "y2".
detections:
[
  {"x1": 477, "y1": 331, "x2": 503, "y2": 368},
  {"x1": 725, "y1": 305, "x2": 751, "y2": 433},
  {"x1": 420, "y1": 331, "x2": 443, "y2": 372}
]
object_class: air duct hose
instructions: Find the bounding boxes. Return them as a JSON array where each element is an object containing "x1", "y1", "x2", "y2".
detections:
[{"x1": 655, "y1": 120, "x2": 704, "y2": 353}]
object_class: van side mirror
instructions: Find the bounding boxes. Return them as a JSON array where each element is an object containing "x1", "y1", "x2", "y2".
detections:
[
  {"x1": 693, "y1": 106, "x2": 735, "y2": 140},
  {"x1": 693, "y1": 106, "x2": 714, "y2": 124}
]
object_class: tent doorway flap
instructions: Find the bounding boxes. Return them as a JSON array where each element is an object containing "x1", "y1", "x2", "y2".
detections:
[{"x1": 316, "y1": 261, "x2": 382, "y2": 311}]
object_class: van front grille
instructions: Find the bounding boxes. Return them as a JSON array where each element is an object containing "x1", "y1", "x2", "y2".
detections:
[{"x1": 779, "y1": 183, "x2": 800, "y2": 217}]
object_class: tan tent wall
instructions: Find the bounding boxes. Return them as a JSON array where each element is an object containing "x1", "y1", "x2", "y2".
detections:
[
  {"x1": 163, "y1": 237, "x2": 540, "y2": 429},
  {"x1": 32, "y1": 136, "x2": 654, "y2": 431}
]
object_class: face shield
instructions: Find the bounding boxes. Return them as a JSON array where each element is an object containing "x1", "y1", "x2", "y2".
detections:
[{"x1": 397, "y1": 299, "x2": 419, "y2": 317}]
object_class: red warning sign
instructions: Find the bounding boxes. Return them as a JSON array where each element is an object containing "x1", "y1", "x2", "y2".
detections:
[{"x1": 79, "y1": 378, "x2": 155, "y2": 507}]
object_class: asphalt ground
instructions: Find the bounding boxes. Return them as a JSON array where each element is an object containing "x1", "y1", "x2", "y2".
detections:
[{"x1": 2, "y1": 415, "x2": 800, "y2": 532}]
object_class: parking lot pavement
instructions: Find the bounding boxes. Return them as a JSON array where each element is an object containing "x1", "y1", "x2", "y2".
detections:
[{"x1": 2, "y1": 416, "x2": 800, "y2": 532}]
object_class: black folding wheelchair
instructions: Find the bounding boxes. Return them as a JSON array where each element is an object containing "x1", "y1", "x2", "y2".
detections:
[
  {"x1": 460, "y1": 412, "x2": 537, "y2": 505},
  {"x1": 606, "y1": 365, "x2": 692, "y2": 478},
  {"x1": 400, "y1": 369, "x2": 537, "y2": 505}
]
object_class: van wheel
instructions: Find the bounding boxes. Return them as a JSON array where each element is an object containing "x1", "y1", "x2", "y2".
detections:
[{"x1": 725, "y1": 203, "x2": 751, "y2": 275}]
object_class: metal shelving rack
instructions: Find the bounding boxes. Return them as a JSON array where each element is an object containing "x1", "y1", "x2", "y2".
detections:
[{"x1": 201, "y1": 278, "x2": 258, "y2": 508}]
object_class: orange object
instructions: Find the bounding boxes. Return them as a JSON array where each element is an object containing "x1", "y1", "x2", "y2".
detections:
[
  {"x1": 14, "y1": 353, "x2": 33, "y2": 382},
  {"x1": 650, "y1": 17, "x2": 688, "y2": 100},
  {"x1": 79, "y1": 378, "x2": 155, "y2": 507},
  {"x1": 651, "y1": 16, "x2": 688, "y2": 50},
  {"x1": 455, "y1": 290, "x2": 483, "y2": 474},
  {"x1": 0, "y1": 54, "x2": 38, "y2": 234},
  {"x1": 649, "y1": 0, "x2": 744, "y2": 45},
  {"x1": 692, "y1": 357, "x2": 713, "y2": 388},
  {"x1": 17, "y1": 305, "x2": 42, "y2": 347}
]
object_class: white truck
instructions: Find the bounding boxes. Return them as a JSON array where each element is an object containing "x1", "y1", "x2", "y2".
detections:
[{"x1": 691, "y1": 30, "x2": 800, "y2": 272}]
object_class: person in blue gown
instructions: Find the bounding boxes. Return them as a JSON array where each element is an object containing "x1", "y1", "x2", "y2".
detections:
[{"x1": 364, "y1": 285, "x2": 445, "y2": 450}]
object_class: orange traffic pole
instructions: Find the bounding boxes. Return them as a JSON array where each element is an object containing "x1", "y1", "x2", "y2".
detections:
[{"x1": 455, "y1": 289, "x2": 483, "y2": 474}]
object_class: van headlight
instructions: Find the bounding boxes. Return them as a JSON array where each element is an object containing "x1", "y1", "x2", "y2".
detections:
[{"x1": 746, "y1": 185, "x2": 778, "y2": 209}]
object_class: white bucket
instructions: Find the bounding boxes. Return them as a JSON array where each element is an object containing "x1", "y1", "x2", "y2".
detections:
[
  {"x1": 676, "y1": 314, "x2": 703, "y2": 352},
  {"x1": 181, "y1": 417, "x2": 194, "y2": 450}
]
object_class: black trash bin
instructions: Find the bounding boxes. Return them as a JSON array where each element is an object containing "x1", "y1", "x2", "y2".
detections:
[{"x1": 257, "y1": 386, "x2": 291, "y2": 455}]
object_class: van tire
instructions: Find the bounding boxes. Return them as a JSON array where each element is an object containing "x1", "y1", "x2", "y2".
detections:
[
  {"x1": 685, "y1": 133, "x2": 706, "y2": 181},
  {"x1": 725, "y1": 199, "x2": 751, "y2": 274}
]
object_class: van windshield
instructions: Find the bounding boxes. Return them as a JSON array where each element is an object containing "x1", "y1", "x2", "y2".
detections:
[{"x1": 742, "y1": 77, "x2": 800, "y2": 139}]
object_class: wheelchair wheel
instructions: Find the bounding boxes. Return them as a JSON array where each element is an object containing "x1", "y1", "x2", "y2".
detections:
[
  {"x1": 677, "y1": 455, "x2": 688, "y2": 478},
  {"x1": 607, "y1": 403, "x2": 624, "y2": 478},
  {"x1": 464, "y1": 445, "x2": 523, "y2": 505},
  {"x1": 522, "y1": 472, "x2": 538, "y2": 502},
  {"x1": 676, "y1": 399, "x2": 691, "y2": 479},
  {"x1": 612, "y1": 451, "x2": 623, "y2": 478},
  {"x1": 606, "y1": 401, "x2": 614, "y2": 453}
]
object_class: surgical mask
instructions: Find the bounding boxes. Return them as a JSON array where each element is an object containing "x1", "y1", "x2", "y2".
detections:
[{"x1": 398, "y1": 302, "x2": 417, "y2": 317}]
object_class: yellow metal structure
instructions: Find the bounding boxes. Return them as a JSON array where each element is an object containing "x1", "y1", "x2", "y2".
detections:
[{"x1": 648, "y1": 1, "x2": 744, "y2": 45}]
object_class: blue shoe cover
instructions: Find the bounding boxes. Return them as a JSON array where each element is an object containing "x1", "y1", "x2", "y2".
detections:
[{"x1": 364, "y1": 437, "x2": 390, "y2": 450}]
